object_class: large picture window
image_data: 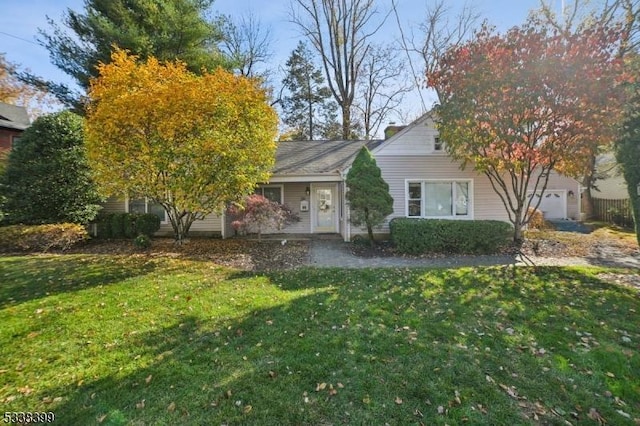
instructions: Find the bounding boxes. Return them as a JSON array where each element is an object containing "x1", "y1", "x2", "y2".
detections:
[
  {"x1": 255, "y1": 185, "x2": 283, "y2": 204},
  {"x1": 406, "y1": 180, "x2": 471, "y2": 219},
  {"x1": 128, "y1": 198, "x2": 167, "y2": 222}
]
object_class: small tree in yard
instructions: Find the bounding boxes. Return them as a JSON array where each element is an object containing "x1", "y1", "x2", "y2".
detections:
[
  {"x1": 229, "y1": 194, "x2": 299, "y2": 240},
  {"x1": 86, "y1": 50, "x2": 278, "y2": 244},
  {"x1": 346, "y1": 147, "x2": 393, "y2": 247},
  {"x1": 0, "y1": 111, "x2": 101, "y2": 225}
]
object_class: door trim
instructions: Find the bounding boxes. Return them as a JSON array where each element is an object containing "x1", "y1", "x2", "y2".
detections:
[{"x1": 311, "y1": 183, "x2": 338, "y2": 233}]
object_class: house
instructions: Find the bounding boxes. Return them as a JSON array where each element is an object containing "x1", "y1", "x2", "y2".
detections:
[
  {"x1": 0, "y1": 102, "x2": 30, "y2": 151},
  {"x1": 592, "y1": 152, "x2": 629, "y2": 200},
  {"x1": 101, "y1": 112, "x2": 581, "y2": 240}
]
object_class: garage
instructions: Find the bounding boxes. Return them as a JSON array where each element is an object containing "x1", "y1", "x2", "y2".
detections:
[{"x1": 528, "y1": 190, "x2": 567, "y2": 219}]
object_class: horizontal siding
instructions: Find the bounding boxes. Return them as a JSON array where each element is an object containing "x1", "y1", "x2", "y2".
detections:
[
  {"x1": 375, "y1": 115, "x2": 442, "y2": 156},
  {"x1": 373, "y1": 156, "x2": 511, "y2": 235},
  {"x1": 281, "y1": 182, "x2": 312, "y2": 234},
  {"x1": 101, "y1": 196, "x2": 126, "y2": 214}
]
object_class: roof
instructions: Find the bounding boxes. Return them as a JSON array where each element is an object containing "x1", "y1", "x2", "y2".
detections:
[
  {"x1": 0, "y1": 102, "x2": 30, "y2": 131},
  {"x1": 273, "y1": 139, "x2": 383, "y2": 175}
]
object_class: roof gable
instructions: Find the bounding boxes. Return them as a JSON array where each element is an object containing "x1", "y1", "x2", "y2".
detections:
[
  {"x1": 372, "y1": 112, "x2": 442, "y2": 156},
  {"x1": 0, "y1": 102, "x2": 30, "y2": 131}
]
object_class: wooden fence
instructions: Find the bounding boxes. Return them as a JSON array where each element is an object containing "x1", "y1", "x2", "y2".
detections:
[{"x1": 592, "y1": 198, "x2": 634, "y2": 227}]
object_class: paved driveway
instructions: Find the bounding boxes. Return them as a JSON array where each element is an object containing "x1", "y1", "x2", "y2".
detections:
[{"x1": 307, "y1": 239, "x2": 640, "y2": 269}]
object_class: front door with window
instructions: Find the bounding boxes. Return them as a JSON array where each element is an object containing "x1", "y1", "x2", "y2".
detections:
[{"x1": 313, "y1": 185, "x2": 337, "y2": 233}]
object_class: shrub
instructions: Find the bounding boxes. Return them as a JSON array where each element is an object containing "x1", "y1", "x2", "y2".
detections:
[
  {"x1": 96, "y1": 212, "x2": 113, "y2": 238},
  {"x1": 123, "y1": 213, "x2": 139, "y2": 238},
  {"x1": 0, "y1": 111, "x2": 101, "y2": 225},
  {"x1": 527, "y1": 207, "x2": 549, "y2": 230},
  {"x1": 228, "y1": 194, "x2": 299, "y2": 240},
  {"x1": 110, "y1": 213, "x2": 127, "y2": 238},
  {"x1": 389, "y1": 218, "x2": 513, "y2": 255},
  {"x1": 95, "y1": 212, "x2": 160, "y2": 238},
  {"x1": 133, "y1": 234, "x2": 152, "y2": 249},
  {"x1": 0, "y1": 223, "x2": 88, "y2": 252},
  {"x1": 135, "y1": 213, "x2": 161, "y2": 237}
]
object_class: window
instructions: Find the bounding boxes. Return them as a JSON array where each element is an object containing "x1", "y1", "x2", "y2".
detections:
[
  {"x1": 128, "y1": 198, "x2": 167, "y2": 222},
  {"x1": 255, "y1": 185, "x2": 283, "y2": 204},
  {"x1": 406, "y1": 180, "x2": 471, "y2": 218},
  {"x1": 434, "y1": 137, "x2": 443, "y2": 151}
]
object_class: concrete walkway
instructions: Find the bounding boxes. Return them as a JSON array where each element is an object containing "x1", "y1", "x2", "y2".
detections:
[{"x1": 307, "y1": 239, "x2": 640, "y2": 269}]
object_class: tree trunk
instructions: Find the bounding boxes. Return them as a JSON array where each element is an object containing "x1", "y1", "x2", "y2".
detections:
[
  {"x1": 581, "y1": 154, "x2": 597, "y2": 220},
  {"x1": 364, "y1": 208, "x2": 375, "y2": 247},
  {"x1": 341, "y1": 104, "x2": 351, "y2": 140},
  {"x1": 512, "y1": 213, "x2": 524, "y2": 245}
]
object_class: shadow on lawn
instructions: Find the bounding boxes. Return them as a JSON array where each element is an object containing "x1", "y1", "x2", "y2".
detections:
[
  {"x1": 45, "y1": 267, "x2": 639, "y2": 425},
  {"x1": 0, "y1": 254, "x2": 161, "y2": 308}
]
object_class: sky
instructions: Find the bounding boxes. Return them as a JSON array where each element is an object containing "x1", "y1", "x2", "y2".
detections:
[{"x1": 0, "y1": 0, "x2": 550, "y2": 121}]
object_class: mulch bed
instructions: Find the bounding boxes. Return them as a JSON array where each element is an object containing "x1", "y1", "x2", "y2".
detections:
[{"x1": 67, "y1": 237, "x2": 309, "y2": 271}]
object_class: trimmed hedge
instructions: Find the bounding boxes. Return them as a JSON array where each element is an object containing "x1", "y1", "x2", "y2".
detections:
[
  {"x1": 0, "y1": 223, "x2": 88, "y2": 252},
  {"x1": 95, "y1": 213, "x2": 161, "y2": 239},
  {"x1": 390, "y1": 218, "x2": 513, "y2": 255}
]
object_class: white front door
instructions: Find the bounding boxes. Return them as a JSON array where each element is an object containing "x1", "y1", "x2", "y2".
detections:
[{"x1": 313, "y1": 184, "x2": 338, "y2": 233}]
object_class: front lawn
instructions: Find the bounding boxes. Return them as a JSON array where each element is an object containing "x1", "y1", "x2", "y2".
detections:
[{"x1": 1, "y1": 255, "x2": 638, "y2": 425}]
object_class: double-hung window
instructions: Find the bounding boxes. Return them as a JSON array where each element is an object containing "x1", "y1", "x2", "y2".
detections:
[
  {"x1": 128, "y1": 198, "x2": 167, "y2": 222},
  {"x1": 406, "y1": 180, "x2": 471, "y2": 219}
]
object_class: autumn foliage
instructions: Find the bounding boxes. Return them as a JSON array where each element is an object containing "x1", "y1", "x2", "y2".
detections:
[
  {"x1": 228, "y1": 194, "x2": 299, "y2": 240},
  {"x1": 86, "y1": 50, "x2": 278, "y2": 242},
  {"x1": 427, "y1": 22, "x2": 627, "y2": 241}
]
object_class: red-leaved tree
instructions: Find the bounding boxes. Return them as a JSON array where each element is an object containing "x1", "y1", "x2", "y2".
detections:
[
  {"x1": 427, "y1": 21, "x2": 627, "y2": 242},
  {"x1": 228, "y1": 194, "x2": 299, "y2": 240}
]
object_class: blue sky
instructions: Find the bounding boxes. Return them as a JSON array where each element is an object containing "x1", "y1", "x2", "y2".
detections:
[{"x1": 1, "y1": 0, "x2": 549, "y2": 119}]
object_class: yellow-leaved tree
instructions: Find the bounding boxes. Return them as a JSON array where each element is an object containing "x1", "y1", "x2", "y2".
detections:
[{"x1": 86, "y1": 50, "x2": 278, "y2": 243}]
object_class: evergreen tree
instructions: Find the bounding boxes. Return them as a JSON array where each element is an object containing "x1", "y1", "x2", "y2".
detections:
[
  {"x1": 615, "y1": 56, "x2": 640, "y2": 245},
  {"x1": 0, "y1": 111, "x2": 102, "y2": 224},
  {"x1": 37, "y1": 0, "x2": 230, "y2": 106},
  {"x1": 346, "y1": 147, "x2": 394, "y2": 246},
  {"x1": 281, "y1": 41, "x2": 339, "y2": 140}
]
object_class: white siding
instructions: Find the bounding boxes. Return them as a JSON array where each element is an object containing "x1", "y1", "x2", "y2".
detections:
[
  {"x1": 374, "y1": 115, "x2": 443, "y2": 156},
  {"x1": 370, "y1": 156, "x2": 510, "y2": 235}
]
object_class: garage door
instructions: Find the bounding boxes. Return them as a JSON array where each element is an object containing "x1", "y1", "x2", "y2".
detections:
[{"x1": 528, "y1": 190, "x2": 567, "y2": 219}]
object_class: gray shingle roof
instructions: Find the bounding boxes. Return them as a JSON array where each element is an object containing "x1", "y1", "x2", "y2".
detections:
[
  {"x1": 273, "y1": 139, "x2": 383, "y2": 175},
  {"x1": 0, "y1": 102, "x2": 30, "y2": 131}
]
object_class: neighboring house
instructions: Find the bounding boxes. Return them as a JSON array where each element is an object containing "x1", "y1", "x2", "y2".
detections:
[
  {"x1": 592, "y1": 152, "x2": 629, "y2": 200},
  {"x1": 0, "y1": 102, "x2": 30, "y2": 150},
  {"x1": 102, "y1": 112, "x2": 581, "y2": 240}
]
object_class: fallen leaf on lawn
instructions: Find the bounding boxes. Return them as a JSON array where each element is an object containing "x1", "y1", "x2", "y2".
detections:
[
  {"x1": 395, "y1": 396, "x2": 403, "y2": 405},
  {"x1": 454, "y1": 390, "x2": 461, "y2": 405},
  {"x1": 167, "y1": 402, "x2": 176, "y2": 412},
  {"x1": 316, "y1": 382, "x2": 327, "y2": 391},
  {"x1": 588, "y1": 408, "x2": 606, "y2": 424},
  {"x1": 243, "y1": 405, "x2": 252, "y2": 414},
  {"x1": 136, "y1": 399, "x2": 145, "y2": 409},
  {"x1": 268, "y1": 370, "x2": 277, "y2": 378},
  {"x1": 225, "y1": 390, "x2": 232, "y2": 398},
  {"x1": 145, "y1": 375, "x2": 153, "y2": 384},
  {"x1": 486, "y1": 374, "x2": 495, "y2": 384},
  {"x1": 617, "y1": 410, "x2": 631, "y2": 419},
  {"x1": 337, "y1": 382, "x2": 344, "y2": 388},
  {"x1": 606, "y1": 372, "x2": 615, "y2": 378},
  {"x1": 97, "y1": 414, "x2": 107, "y2": 423},
  {"x1": 437, "y1": 405, "x2": 445, "y2": 414}
]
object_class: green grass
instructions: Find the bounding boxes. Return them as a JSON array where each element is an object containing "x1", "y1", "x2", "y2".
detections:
[{"x1": 1, "y1": 255, "x2": 639, "y2": 425}]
